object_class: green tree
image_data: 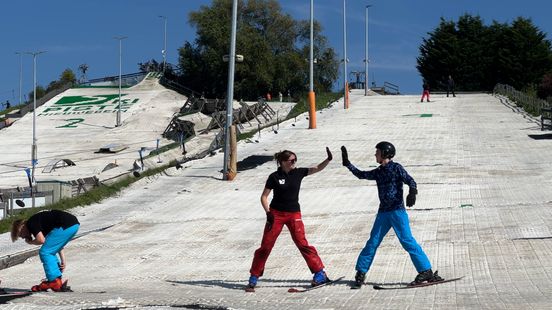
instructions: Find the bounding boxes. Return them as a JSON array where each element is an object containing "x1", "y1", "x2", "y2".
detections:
[
  {"x1": 59, "y1": 68, "x2": 76, "y2": 85},
  {"x1": 178, "y1": 0, "x2": 338, "y2": 99},
  {"x1": 28, "y1": 85, "x2": 46, "y2": 101},
  {"x1": 417, "y1": 14, "x2": 552, "y2": 91},
  {"x1": 46, "y1": 68, "x2": 76, "y2": 93},
  {"x1": 417, "y1": 18, "x2": 460, "y2": 90}
]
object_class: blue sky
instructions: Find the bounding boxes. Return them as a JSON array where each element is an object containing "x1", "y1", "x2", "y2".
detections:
[{"x1": 1, "y1": 0, "x2": 551, "y2": 109}]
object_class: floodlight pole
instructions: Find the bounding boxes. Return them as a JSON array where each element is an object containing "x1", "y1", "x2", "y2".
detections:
[
  {"x1": 365, "y1": 5, "x2": 372, "y2": 96},
  {"x1": 114, "y1": 36, "x2": 127, "y2": 127},
  {"x1": 25, "y1": 50, "x2": 46, "y2": 208},
  {"x1": 159, "y1": 15, "x2": 167, "y2": 74},
  {"x1": 15, "y1": 52, "x2": 23, "y2": 106},
  {"x1": 308, "y1": 0, "x2": 316, "y2": 129},
  {"x1": 223, "y1": 0, "x2": 238, "y2": 180},
  {"x1": 343, "y1": 0, "x2": 348, "y2": 109}
]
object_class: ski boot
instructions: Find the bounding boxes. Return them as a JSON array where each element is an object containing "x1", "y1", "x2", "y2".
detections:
[
  {"x1": 351, "y1": 271, "x2": 366, "y2": 289},
  {"x1": 411, "y1": 269, "x2": 443, "y2": 285},
  {"x1": 311, "y1": 270, "x2": 330, "y2": 287},
  {"x1": 31, "y1": 277, "x2": 63, "y2": 292},
  {"x1": 245, "y1": 275, "x2": 258, "y2": 292}
]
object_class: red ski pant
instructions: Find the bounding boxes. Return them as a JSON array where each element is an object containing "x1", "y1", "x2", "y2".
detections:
[
  {"x1": 421, "y1": 90, "x2": 430, "y2": 102},
  {"x1": 249, "y1": 209, "x2": 324, "y2": 277}
]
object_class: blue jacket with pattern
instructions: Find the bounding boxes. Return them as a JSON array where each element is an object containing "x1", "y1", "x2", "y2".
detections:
[{"x1": 346, "y1": 161, "x2": 416, "y2": 213}]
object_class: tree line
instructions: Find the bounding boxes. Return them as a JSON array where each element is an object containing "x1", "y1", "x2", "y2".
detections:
[
  {"x1": 29, "y1": 9, "x2": 552, "y2": 105},
  {"x1": 417, "y1": 14, "x2": 552, "y2": 100}
]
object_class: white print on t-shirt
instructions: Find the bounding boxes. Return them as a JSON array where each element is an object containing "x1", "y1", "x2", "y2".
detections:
[{"x1": 279, "y1": 179, "x2": 285, "y2": 185}]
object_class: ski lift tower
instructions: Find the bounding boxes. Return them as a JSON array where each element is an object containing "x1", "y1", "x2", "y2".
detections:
[{"x1": 78, "y1": 64, "x2": 89, "y2": 84}]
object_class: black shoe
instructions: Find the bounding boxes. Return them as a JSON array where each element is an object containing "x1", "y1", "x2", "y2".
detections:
[
  {"x1": 411, "y1": 269, "x2": 443, "y2": 285},
  {"x1": 352, "y1": 271, "x2": 366, "y2": 288}
]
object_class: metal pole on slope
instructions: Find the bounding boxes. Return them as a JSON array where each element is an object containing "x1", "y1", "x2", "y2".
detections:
[
  {"x1": 223, "y1": 0, "x2": 239, "y2": 180},
  {"x1": 308, "y1": 0, "x2": 317, "y2": 129},
  {"x1": 25, "y1": 50, "x2": 46, "y2": 208},
  {"x1": 15, "y1": 52, "x2": 23, "y2": 106},
  {"x1": 114, "y1": 36, "x2": 127, "y2": 127},
  {"x1": 159, "y1": 16, "x2": 167, "y2": 74},
  {"x1": 365, "y1": 5, "x2": 372, "y2": 96},
  {"x1": 343, "y1": 0, "x2": 348, "y2": 109}
]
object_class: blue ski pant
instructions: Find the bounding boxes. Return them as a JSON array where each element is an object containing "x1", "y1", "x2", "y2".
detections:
[
  {"x1": 356, "y1": 209, "x2": 431, "y2": 274},
  {"x1": 39, "y1": 224, "x2": 80, "y2": 281}
]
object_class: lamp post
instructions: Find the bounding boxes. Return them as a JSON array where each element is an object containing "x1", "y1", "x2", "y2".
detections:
[
  {"x1": 15, "y1": 52, "x2": 23, "y2": 106},
  {"x1": 222, "y1": 0, "x2": 238, "y2": 180},
  {"x1": 158, "y1": 15, "x2": 167, "y2": 74},
  {"x1": 365, "y1": 5, "x2": 372, "y2": 96},
  {"x1": 114, "y1": 36, "x2": 127, "y2": 127},
  {"x1": 343, "y1": 0, "x2": 349, "y2": 109},
  {"x1": 25, "y1": 50, "x2": 46, "y2": 208},
  {"x1": 308, "y1": 0, "x2": 317, "y2": 129}
]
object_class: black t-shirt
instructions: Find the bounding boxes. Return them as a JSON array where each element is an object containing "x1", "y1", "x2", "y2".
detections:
[
  {"x1": 265, "y1": 167, "x2": 309, "y2": 212},
  {"x1": 26, "y1": 210, "x2": 79, "y2": 237}
]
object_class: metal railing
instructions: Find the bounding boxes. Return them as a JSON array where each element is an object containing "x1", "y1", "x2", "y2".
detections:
[
  {"x1": 82, "y1": 72, "x2": 146, "y2": 87},
  {"x1": 493, "y1": 84, "x2": 550, "y2": 116},
  {"x1": 159, "y1": 75, "x2": 201, "y2": 98},
  {"x1": 383, "y1": 82, "x2": 400, "y2": 95}
]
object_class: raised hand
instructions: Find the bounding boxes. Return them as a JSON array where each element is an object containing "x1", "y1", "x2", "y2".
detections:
[
  {"x1": 341, "y1": 146, "x2": 351, "y2": 166},
  {"x1": 326, "y1": 147, "x2": 333, "y2": 161}
]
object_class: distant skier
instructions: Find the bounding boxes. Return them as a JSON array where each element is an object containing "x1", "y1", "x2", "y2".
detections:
[
  {"x1": 421, "y1": 81, "x2": 430, "y2": 102},
  {"x1": 246, "y1": 148, "x2": 333, "y2": 291},
  {"x1": 11, "y1": 210, "x2": 80, "y2": 292},
  {"x1": 447, "y1": 75, "x2": 456, "y2": 97},
  {"x1": 341, "y1": 142, "x2": 442, "y2": 289}
]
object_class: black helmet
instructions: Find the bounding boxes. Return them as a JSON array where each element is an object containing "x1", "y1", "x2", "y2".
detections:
[{"x1": 375, "y1": 141, "x2": 395, "y2": 159}]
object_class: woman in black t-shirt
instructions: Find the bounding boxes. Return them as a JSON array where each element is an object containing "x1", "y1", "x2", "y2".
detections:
[
  {"x1": 246, "y1": 148, "x2": 333, "y2": 291},
  {"x1": 11, "y1": 210, "x2": 80, "y2": 292}
]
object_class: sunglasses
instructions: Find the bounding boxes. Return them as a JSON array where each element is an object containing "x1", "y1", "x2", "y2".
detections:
[{"x1": 286, "y1": 158, "x2": 297, "y2": 164}]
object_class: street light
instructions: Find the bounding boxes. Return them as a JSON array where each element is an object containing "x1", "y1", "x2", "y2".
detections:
[
  {"x1": 15, "y1": 52, "x2": 23, "y2": 106},
  {"x1": 343, "y1": 0, "x2": 349, "y2": 109},
  {"x1": 25, "y1": 50, "x2": 46, "y2": 208},
  {"x1": 114, "y1": 36, "x2": 127, "y2": 127},
  {"x1": 223, "y1": 0, "x2": 238, "y2": 181},
  {"x1": 158, "y1": 15, "x2": 167, "y2": 74},
  {"x1": 365, "y1": 4, "x2": 372, "y2": 96},
  {"x1": 308, "y1": 0, "x2": 317, "y2": 129}
]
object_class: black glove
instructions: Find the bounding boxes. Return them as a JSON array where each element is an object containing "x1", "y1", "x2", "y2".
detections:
[
  {"x1": 406, "y1": 188, "x2": 417, "y2": 207},
  {"x1": 341, "y1": 146, "x2": 350, "y2": 166},
  {"x1": 266, "y1": 211, "x2": 274, "y2": 231},
  {"x1": 326, "y1": 147, "x2": 333, "y2": 161}
]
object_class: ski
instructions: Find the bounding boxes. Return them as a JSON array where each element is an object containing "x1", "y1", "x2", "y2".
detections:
[
  {"x1": 0, "y1": 289, "x2": 31, "y2": 303},
  {"x1": 373, "y1": 276, "x2": 464, "y2": 290},
  {"x1": 288, "y1": 276, "x2": 345, "y2": 293}
]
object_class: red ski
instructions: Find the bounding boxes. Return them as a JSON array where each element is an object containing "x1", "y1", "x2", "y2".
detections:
[{"x1": 288, "y1": 276, "x2": 345, "y2": 293}]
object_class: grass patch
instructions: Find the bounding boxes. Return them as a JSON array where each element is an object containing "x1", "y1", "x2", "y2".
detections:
[
  {"x1": 0, "y1": 104, "x2": 26, "y2": 116},
  {"x1": 287, "y1": 92, "x2": 341, "y2": 119},
  {"x1": 145, "y1": 142, "x2": 182, "y2": 158}
]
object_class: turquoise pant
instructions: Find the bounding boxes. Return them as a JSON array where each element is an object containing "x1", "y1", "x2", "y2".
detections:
[
  {"x1": 356, "y1": 209, "x2": 431, "y2": 273},
  {"x1": 39, "y1": 224, "x2": 79, "y2": 281}
]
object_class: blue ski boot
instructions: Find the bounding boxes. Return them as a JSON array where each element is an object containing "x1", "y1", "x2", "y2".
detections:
[{"x1": 311, "y1": 270, "x2": 330, "y2": 287}]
